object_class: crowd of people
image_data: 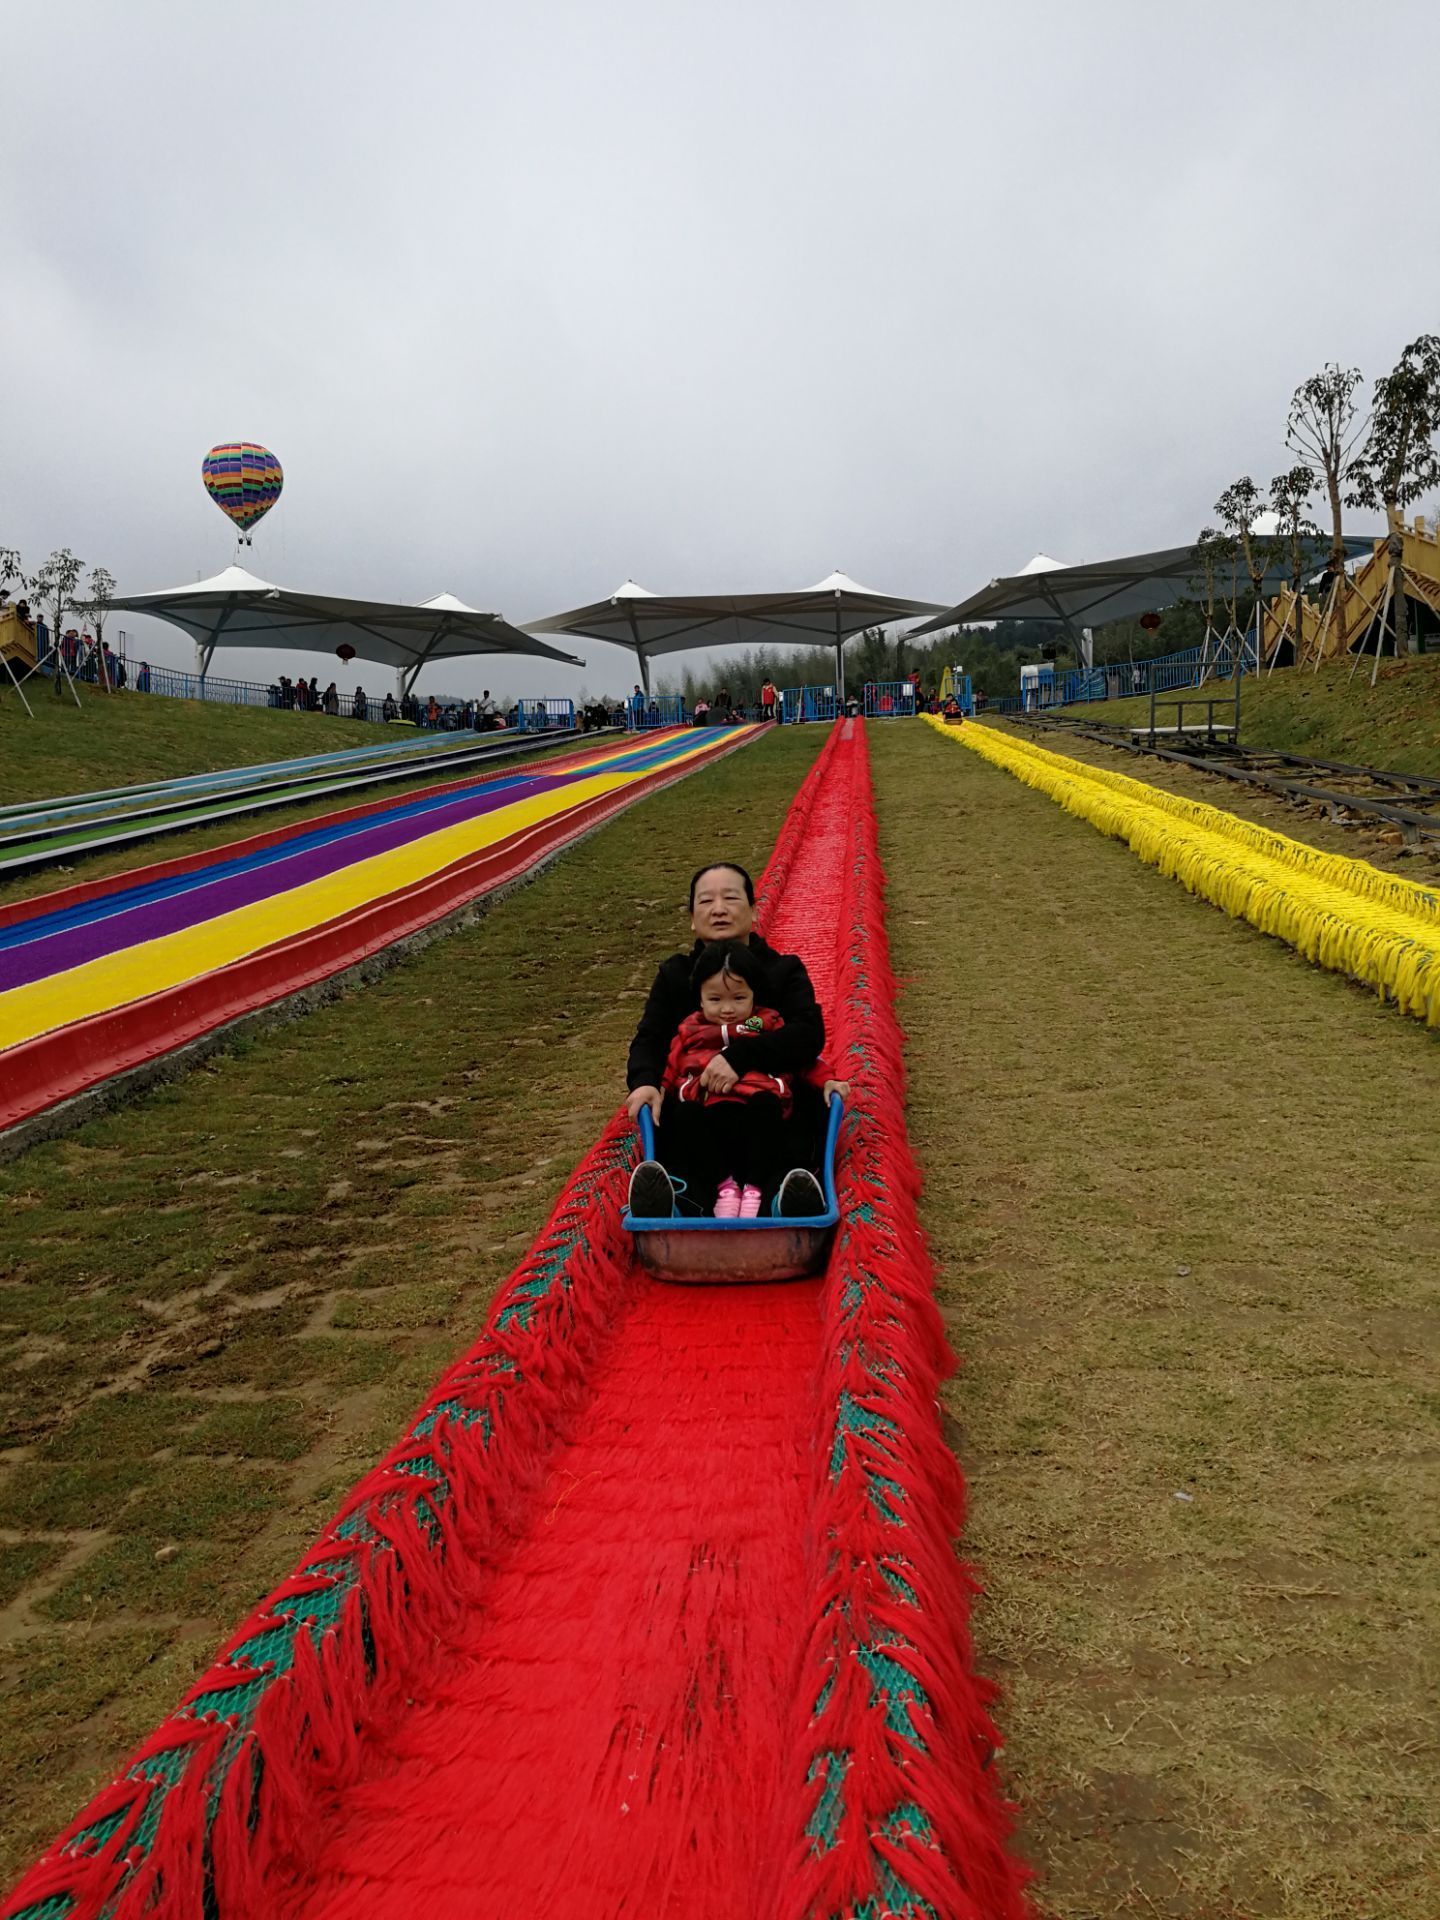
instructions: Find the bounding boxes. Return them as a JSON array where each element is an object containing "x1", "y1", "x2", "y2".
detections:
[
  {"x1": 0, "y1": 595, "x2": 154, "y2": 695},
  {"x1": 266, "y1": 679, "x2": 521, "y2": 730}
]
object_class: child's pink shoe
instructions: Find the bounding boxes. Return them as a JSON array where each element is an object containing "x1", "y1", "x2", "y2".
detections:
[
  {"x1": 714, "y1": 1177, "x2": 742, "y2": 1219},
  {"x1": 739, "y1": 1184, "x2": 762, "y2": 1218}
]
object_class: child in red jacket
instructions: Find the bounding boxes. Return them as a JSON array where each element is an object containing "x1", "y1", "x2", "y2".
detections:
[{"x1": 659, "y1": 942, "x2": 848, "y2": 1217}]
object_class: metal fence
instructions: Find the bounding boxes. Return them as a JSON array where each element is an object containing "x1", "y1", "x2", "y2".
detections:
[
  {"x1": 25, "y1": 652, "x2": 579, "y2": 731},
  {"x1": 1055, "y1": 635, "x2": 1259, "y2": 706},
  {"x1": 517, "y1": 697, "x2": 576, "y2": 732},
  {"x1": 862, "y1": 680, "x2": 919, "y2": 717},
  {"x1": 781, "y1": 685, "x2": 838, "y2": 724},
  {"x1": 625, "y1": 693, "x2": 687, "y2": 730}
]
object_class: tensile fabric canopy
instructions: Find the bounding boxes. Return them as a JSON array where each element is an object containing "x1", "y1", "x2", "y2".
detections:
[
  {"x1": 910, "y1": 539, "x2": 1378, "y2": 648},
  {"x1": 527, "y1": 572, "x2": 946, "y2": 695},
  {"x1": 111, "y1": 567, "x2": 584, "y2": 692}
]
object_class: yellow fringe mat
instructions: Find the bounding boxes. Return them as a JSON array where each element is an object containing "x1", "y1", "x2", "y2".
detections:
[{"x1": 922, "y1": 715, "x2": 1440, "y2": 1027}]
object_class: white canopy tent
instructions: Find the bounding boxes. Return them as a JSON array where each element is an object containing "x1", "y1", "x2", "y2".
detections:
[
  {"x1": 909, "y1": 539, "x2": 1376, "y2": 663},
  {"x1": 110, "y1": 566, "x2": 584, "y2": 696},
  {"x1": 527, "y1": 571, "x2": 946, "y2": 697}
]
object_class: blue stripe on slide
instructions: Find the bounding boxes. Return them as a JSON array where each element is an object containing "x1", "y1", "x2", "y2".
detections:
[{"x1": 0, "y1": 730, "x2": 710, "y2": 952}]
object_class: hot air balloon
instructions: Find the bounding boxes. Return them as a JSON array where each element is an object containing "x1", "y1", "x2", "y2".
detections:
[{"x1": 201, "y1": 443, "x2": 283, "y2": 547}]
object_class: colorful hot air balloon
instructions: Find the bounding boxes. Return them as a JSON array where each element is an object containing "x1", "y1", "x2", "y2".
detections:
[{"x1": 201, "y1": 443, "x2": 283, "y2": 544}]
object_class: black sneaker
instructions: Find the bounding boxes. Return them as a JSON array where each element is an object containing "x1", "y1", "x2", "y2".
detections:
[
  {"x1": 628, "y1": 1160, "x2": 676, "y2": 1219},
  {"x1": 775, "y1": 1168, "x2": 825, "y2": 1218}
]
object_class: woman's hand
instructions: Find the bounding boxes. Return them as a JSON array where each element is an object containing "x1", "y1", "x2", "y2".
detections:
[
  {"x1": 823, "y1": 1078, "x2": 851, "y2": 1105},
  {"x1": 698, "y1": 1054, "x2": 740, "y2": 1095},
  {"x1": 626, "y1": 1085, "x2": 663, "y2": 1124}
]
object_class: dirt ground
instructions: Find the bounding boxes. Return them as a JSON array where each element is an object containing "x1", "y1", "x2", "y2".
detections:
[
  {"x1": 0, "y1": 726, "x2": 824, "y2": 1886},
  {"x1": 870, "y1": 720, "x2": 1439, "y2": 1918}
]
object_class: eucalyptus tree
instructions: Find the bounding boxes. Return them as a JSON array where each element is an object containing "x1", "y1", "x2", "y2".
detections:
[
  {"x1": 33, "y1": 548, "x2": 85, "y2": 651},
  {"x1": 1268, "y1": 466, "x2": 1318, "y2": 663},
  {"x1": 1214, "y1": 477, "x2": 1277, "y2": 672},
  {"x1": 1285, "y1": 363, "x2": 1366, "y2": 587},
  {"x1": 1347, "y1": 335, "x2": 1440, "y2": 656},
  {"x1": 81, "y1": 566, "x2": 118, "y2": 684},
  {"x1": 1191, "y1": 525, "x2": 1233, "y2": 642}
]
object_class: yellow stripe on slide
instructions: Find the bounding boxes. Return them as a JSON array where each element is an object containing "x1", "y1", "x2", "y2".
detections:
[{"x1": 0, "y1": 729, "x2": 751, "y2": 1054}]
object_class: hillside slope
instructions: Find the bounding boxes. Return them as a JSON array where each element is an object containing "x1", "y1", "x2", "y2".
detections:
[
  {"x1": 1059, "y1": 654, "x2": 1440, "y2": 776},
  {"x1": 0, "y1": 687, "x2": 398, "y2": 806}
]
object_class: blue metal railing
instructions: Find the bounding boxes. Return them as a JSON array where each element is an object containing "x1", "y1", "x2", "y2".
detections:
[
  {"x1": 517, "y1": 697, "x2": 575, "y2": 732},
  {"x1": 781, "y1": 685, "x2": 837, "y2": 724},
  {"x1": 862, "y1": 681, "x2": 920, "y2": 717},
  {"x1": 625, "y1": 693, "x2": 687, "y2": 731},
  {"x1": 1056, "y1": 633, "x2": 1259, "y2": 706},
  {"x1": 27, "y1": 657, "x2": 571, "y2": 730}
]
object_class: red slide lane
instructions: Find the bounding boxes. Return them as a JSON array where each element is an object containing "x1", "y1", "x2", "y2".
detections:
[
  {"x1": 0, "y1": 730, "x2": 755, "y2": 1136},
  {"x1": 266, "y1": 727, "x2": 856, "y2": 1918}
]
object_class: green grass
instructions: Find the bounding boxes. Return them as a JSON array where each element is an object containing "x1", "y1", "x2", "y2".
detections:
[
  {"x1": 871, "y1": 721, "x2": 1439, "y2": 1919},
  {"x1": 1058, "y1": 652, "x2": 1440, "y2": 777},
  {"x1": 0, "y1": 682, "x2": 401, "y2": 806},
  {"x1": 0, "y1": 721, "x2": 823, "y2": 1887}
]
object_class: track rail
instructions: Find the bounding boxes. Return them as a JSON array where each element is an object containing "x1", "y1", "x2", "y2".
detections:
[{"x1": 1010, "y1": 711, "x2": 1440, "y2": 845}]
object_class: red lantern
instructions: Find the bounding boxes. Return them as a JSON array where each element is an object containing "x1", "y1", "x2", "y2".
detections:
[
  {"x1": 1138, "y1": 611, "x2": 1162, "y2": 632},
  {"x1": 336, "y1": 643, "x2": 356, "y2": 663}
]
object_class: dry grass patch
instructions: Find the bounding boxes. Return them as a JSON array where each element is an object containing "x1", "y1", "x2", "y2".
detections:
[{"x1": 871, "y1": 720, "x2": 1438, "y2": 1920}]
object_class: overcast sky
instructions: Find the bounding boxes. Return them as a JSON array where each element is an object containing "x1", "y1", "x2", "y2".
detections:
[{"x1": 5, "y1": 0, "x2": 1437, "y2": 699}]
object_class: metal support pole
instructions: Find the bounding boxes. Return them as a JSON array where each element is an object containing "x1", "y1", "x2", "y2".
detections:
[{"x1": 1, "y1": 646, "x2": 35, "y2": 717}]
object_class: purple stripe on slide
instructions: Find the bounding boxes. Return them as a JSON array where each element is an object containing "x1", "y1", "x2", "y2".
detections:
[{"x1": 0, "y1": 767, "x2": 567, "y2": 993}]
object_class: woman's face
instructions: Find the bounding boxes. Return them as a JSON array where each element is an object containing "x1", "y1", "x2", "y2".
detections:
[
  {"x1": 691, "y1": 867, "x2": 754, "y2": 943},
  {"x1": 699, "y1": 968, "x2": 754, "y2": 1023}
]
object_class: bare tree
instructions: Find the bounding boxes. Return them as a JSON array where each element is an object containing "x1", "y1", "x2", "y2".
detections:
[
  {"x1": 1347, "y1": 335, "x2": 1440, "y2": 657},
  {"x1": 1268, "y1": 465, "x2": 1318, "y2": 663}
]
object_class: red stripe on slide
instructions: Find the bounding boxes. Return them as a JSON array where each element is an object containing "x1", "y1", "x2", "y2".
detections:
[{"x1": 0, "y1": 733, "x2": 676, "y2": 931}]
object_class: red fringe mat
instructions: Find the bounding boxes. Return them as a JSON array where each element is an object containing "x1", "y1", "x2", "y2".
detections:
[{"x1": 4, "y1": 720, "x2": 1026, "y2": 1920}]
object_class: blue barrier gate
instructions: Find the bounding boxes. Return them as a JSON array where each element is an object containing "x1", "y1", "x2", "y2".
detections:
[
  {"x1": 517, "y1": 697, "x2": 576, "y2": 732},
  {"x1": 862, "y1": 681, "x2": 918, "y2": 717},
  {"x1": 625, "y1": 692, "x2": 687, "y2": 731},
  {"x1": 781, "y1": 685, "x2": 837, "y2": 724}
]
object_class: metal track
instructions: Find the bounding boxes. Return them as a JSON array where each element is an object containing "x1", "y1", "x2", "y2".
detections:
[{"x1": 1008, "y1": 712, "x2": 1440, "y2": 847}]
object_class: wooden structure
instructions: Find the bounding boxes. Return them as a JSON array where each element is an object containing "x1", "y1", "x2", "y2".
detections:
[{"x1": 1261, "y1": 517, "x2": 1440, "y2": 671}]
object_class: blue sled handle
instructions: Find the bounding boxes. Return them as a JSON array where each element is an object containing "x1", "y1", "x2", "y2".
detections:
[{"x1": 635, "y1": 1093, "x2": 844, "y2": 1220}]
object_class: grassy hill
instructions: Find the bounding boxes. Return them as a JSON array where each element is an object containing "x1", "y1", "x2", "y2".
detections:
[
  {"x1": 1058, "y1": 653, "x2": 1440, "y2": 777},
  {"x1": 0, "y1": 686, "x2": 400, "y2": 807}
]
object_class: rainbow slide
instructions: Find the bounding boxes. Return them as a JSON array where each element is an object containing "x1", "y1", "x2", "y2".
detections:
[{"x1": 0, "y1": 727, "x2": 759, "y2": 1137}]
